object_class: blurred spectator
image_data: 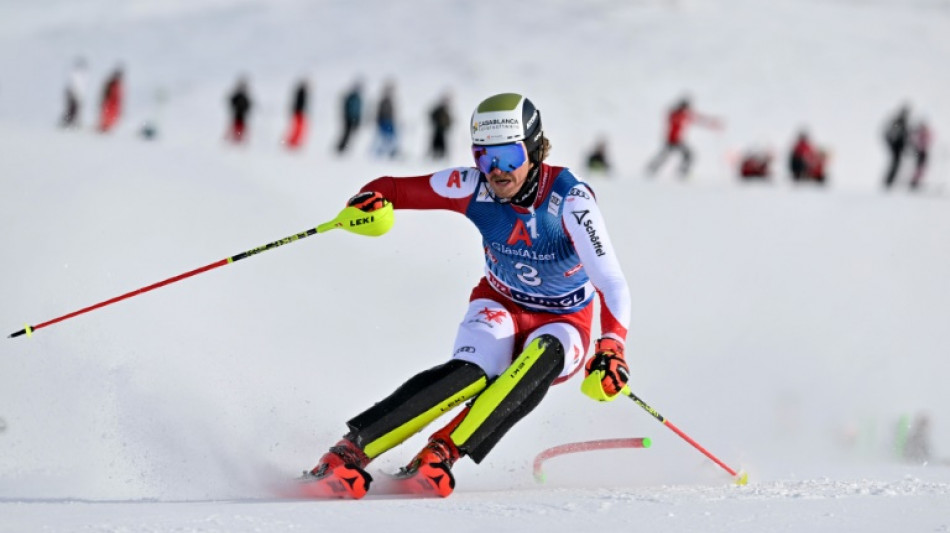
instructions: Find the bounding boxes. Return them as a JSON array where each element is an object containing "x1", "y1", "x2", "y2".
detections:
[
  {"x1": 97, "y1": 66, "x2": 123, "y2": 133},
  {"x1": 882, "y1": 105, "x2": 910, "y2": 189},
  {"x1": 586, "y1": 137, "x2": 611, "y2": 174},
  {"x1": 60, "y1": 57, "x2": 87, "y2": 128},
  {"x1": 738, "y1": 147, "x2": 772, "y2": 181},
  {"x1": 646, "y1": 96, "x2": 722, "y2": 178},
  {"x1": 373, "y1": 80, "x2": 399, "y2": 158},
  {"x1": 139, "y1": 87, "x2": 168, "y2": 140},
  {"x1": 227, "y1": 76, "x2": 253, "y2": 143},
  {"x1": 284, "y1": 78, "x2": 310, "y2": 150},
  {"x1": 428, "y1": 92, "x2": 453, "y2": 160},
  {"x1": 909, "y1": 120, "x2": 932, "y2": 190},
  {"x1": 789, "y1": 131, "x2": 827, "y2": 184},
  {"x1": 902, "y1": 413, "x2": 932, "y2": 463},
  {"x1": 336, "y1": 79, "x2": 363, "y2": 154}
]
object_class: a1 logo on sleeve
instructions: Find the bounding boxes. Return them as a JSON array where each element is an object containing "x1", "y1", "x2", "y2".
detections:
[{"x1": 430, "y1": 168, "x2": 479, "y2": 198}]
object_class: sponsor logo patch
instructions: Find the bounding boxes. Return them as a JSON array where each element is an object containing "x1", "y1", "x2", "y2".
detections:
[{"x1": 548, "y1": 192, "x2": 562, "y2": 216}]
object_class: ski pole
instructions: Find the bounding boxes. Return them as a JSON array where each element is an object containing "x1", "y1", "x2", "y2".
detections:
[
  {"x1": 627, "y1": 390, "x2": 748, "y2": 485},
  {"x1": 8, "y1": 201, "x2": 394, "y2": 339}
]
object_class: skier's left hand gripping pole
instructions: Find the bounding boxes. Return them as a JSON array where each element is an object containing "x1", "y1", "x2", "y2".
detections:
[{"x1": 7, "y1": 199, "x2": 394, "y2": 339}]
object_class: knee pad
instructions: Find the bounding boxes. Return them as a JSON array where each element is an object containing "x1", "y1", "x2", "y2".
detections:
[
  {"x1": 345, "y1": 359, "x2": 487, "y2": 459},
  {"x1": 451, "y1": 334, "x2": 564, "y2": 463}
]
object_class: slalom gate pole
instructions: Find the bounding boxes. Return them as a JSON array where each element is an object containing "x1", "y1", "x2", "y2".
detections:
[
  {"x1": 8, "y1": 201, "x2": 395, "y2": 339},
  {"x1": 533, "y1": 437, "x2": 651, "y2": 483},
  {"x1": 627, "y1": 390, "x2": 748, "y2": 485}
]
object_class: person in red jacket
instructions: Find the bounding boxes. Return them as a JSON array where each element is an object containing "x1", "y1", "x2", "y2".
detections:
[
  {"x1": 646, "y1": 97, "x2": 721, "y2": 178},
  {"x1": 284, "y1": 79, "x2": 309, "y2": 149},
  {"x1": 910, "y1": 121, "x2": 932, "y2": 190},
  {"x1": 97, "y1": 67, "x2": 123, "y2": 133},
  {"x1": 788, "y1": 131, "x2": 827, "y2": 184}
]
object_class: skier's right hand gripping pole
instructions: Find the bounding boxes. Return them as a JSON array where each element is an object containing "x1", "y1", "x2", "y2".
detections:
[{"x1": 316, "y1": 191, "x2": 394, "y2": 237}]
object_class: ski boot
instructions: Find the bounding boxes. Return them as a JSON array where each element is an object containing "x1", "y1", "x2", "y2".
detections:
[
  {"x1": 301, "y1": 438, "x2": 373, "y2": 499},
  {"x1": 396, "y1": 437, "x2": 460, "y2": 497}
]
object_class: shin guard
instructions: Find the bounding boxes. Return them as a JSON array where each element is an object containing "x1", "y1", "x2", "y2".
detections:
[
  {"x1": 450, "y1": 334, "x2": 564, "y2": 463},
  {"x1": 345, "y1": 359, "x2": 487, "y2": 459}
]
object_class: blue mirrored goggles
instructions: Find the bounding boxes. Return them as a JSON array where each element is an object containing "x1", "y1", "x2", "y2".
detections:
[{"x1": 472, "y1": 142, "x2": 528, "y2": 174}]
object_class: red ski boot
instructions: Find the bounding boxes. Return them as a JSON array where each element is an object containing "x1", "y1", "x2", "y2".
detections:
[
  {"x1": 298, "y1": 438, "x2": 372, "y2": 499},
  {"x1": 392, "y1": 437, "x2": 460, "y2": 497}
]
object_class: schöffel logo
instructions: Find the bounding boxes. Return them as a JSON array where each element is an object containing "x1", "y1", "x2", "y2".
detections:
[{"x1": 572, "y1": 210, "x2": 605, "y2": 256}]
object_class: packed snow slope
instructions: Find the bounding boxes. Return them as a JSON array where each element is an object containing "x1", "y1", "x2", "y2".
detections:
[{"x1": 1, "y1": 0, "x2": 949, "y2": 532}]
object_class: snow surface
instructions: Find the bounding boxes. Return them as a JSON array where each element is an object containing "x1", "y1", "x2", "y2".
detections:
[{"x1": 2, "y1": 0, "x2": 950, "y2": 531}]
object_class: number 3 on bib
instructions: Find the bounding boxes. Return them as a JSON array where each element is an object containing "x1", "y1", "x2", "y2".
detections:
[{"x1": 515, "y1": 262, "x2": 542, "y2": 287}]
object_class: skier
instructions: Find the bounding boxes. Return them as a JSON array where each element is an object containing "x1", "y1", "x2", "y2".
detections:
[
  {"x1": 646, "y1": 97, "x2": 721, "y2": 178},
  {"x1": 227, "y1": 76, "x2": 253, "y2": 143},
  {"x1": 97, "y1": 66, "x2": 123, "y2": 133},
  {"x1": 284, "y1": 79, "x2": 309, "y2": 149},
  {"x1": 335, "y1": 79, "x2": 363, "y2": 154},
  {"x1": 306, "y1": 93, "x2": 632, "y2": 498}
]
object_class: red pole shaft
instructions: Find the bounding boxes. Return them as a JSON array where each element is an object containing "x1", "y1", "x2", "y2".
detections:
[
  {"x1": 31, "y1": 259, "x2": 229, "y2": 333},
  {"x1": 627, "y1": 391, "x2": 741, "y2": 479},
  {"x1": 9, "y1": 223, "x2": 323, "y2": 339},
  {"x1": 661, "y1": 419, "x2": 738, "y2": 476}
]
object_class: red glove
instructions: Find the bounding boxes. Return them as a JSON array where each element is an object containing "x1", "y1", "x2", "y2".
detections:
[{"x1": 583, "y1": 338, "x2": 629, "y2": 400}]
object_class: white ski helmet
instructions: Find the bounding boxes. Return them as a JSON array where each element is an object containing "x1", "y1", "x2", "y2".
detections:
[{"x1": 471, "y1": 93, "x2": 543, "y2": 157}]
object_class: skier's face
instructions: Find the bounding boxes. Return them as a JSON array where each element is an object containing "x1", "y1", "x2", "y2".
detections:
[
  {"x1": 473, "y1": 141, "x2": 532, "y2": 199},
  {"x1": 486, "y1": 159, "x2": 532, "y2": 199}
]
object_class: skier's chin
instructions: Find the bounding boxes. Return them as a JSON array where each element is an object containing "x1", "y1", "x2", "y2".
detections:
[{"x1": 489, "y1": 178, "x2": 517, "y2": 198}]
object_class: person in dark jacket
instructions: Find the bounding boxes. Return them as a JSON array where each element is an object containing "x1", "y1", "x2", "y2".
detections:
[
  {"x1": 336, "y1": 79, "x2": 363, "y2": 154},
  {"x1": 882, "y1": 105, "x2": 910, "y2": 189},
  {"x1": 373, "y1": 80, "x2": 398, "y2": 158},
  {"x1": 428, "y1": 92, "x2": 453, "y2": 159},
  {"x1": 586, "y1": 138, "x2": 611, "y2": 174},
  {"x1": 227, "y1": 76, "x2": 253, "y2": 143},
  {"x1": 284, "y1": 79, "x2": 310, "y2": 149}
]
